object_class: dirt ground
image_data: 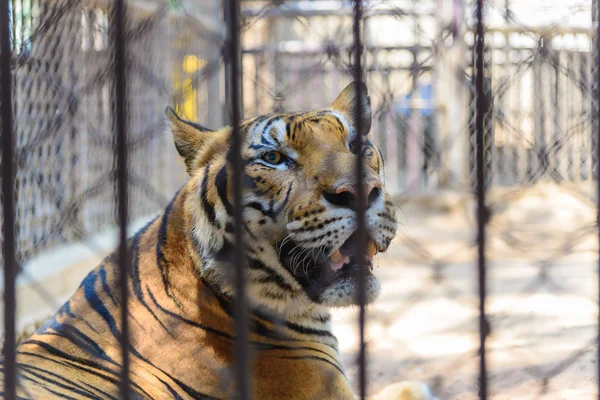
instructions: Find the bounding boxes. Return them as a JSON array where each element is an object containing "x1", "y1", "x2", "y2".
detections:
[{"x1": 333, "y1": 183, "x2": 598, "y2": 399}]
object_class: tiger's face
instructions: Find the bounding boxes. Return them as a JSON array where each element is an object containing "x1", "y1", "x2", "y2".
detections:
[{"x1": 168, "y1": 82, "x2": 397, "y2": 310}]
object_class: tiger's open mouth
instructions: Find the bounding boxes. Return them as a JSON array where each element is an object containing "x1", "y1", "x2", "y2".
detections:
[
  {"x1": 277, "y1": 231, "x2": 379, "y2": 303},
  {"x1": 327, "y1": 231, "x2": 377, "y2": 273}
]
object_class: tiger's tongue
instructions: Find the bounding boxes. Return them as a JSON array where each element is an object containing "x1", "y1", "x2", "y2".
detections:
[
  {"x1": 328, "y1": 240, "x2": 377, "y2": 272},
  {"x1": 329, "y1": 250, "x2": 350, "y2": 271}
]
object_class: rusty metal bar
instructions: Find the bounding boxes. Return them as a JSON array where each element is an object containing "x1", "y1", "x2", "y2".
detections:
[
  {"x1": 226, "y1": 0, "x2": 249, "y2": 398},
  {"x1": 112, "y1": 0, "x2": 130, "y2": 398},
  {"x1": 474, "y1": 0, "x2": 489, "y2": 399},
  {"x1": 1, "y1": 0, "x2": 17, "y2": 397},
  {"x1": 352, "y1": 1, "x2": 367, "y2": 399}
]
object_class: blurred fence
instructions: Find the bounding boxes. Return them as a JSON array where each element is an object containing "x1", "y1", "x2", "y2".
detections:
[
  {"x1": 8, "y1": 0, "x2": 224, "y2": 262},
  {"x1": 241, "y1": 0, "x2": 595, "y2": 192},
  {"x1": 1, "y1": 0, "x2": 599, "y2": 399},
  {"x1": 6, "y1": 0, "x2": 597, "y2": 265}
]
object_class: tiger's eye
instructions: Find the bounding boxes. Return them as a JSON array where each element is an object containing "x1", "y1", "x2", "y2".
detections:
[{"x1": 263, "y1": 151, "x2": 282, "y2": 164}]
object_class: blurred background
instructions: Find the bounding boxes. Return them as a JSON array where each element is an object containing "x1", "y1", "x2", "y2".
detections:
[{"x1": 1, "y1": 0, "x2": 598, "y2": 398}]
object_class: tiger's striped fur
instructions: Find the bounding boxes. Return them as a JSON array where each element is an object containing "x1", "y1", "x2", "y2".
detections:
[{"x1": 1, "y1": 82, "x2": 401, "y2": 399}]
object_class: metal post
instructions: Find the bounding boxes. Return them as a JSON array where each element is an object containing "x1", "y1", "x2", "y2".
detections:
[
  {"x1": 224, "y1": 0, "x2": 244, "y2": 125},
  {"x1": 226, "y1": 0, "x2": 249, "y2": 398},
  {"x1": 352, "y1": 1, "x2": 367, "y2": 399},
  {"x1": 1, "y1": 0, "x2": 17, "y2": 397},
  {"x1": 474, "y1": 0, "x2": 488, "y2": 399},
  {"x1": 594, "y1": 0, "x2": 600, "y2": 397},
  {"x1": 112, "y1": 0, "x2": 130, "y2": 398}
]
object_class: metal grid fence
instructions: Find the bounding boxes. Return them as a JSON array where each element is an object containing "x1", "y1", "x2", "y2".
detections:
[
  {"x1": 6, "y1": 0, "x2": 224, "y2": 262},
  {"x1": 0, "y1": 0, "x2": 599, "y2": 399}
]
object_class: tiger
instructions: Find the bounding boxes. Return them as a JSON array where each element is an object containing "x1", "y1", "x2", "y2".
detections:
[{"x1": 1, "y1": 82, "x2": 436, "y2": 399}]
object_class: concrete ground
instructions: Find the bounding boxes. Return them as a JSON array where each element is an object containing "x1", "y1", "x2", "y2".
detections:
[{"x1": 333, "y1": 183, "x2": 598, "y2": 399}]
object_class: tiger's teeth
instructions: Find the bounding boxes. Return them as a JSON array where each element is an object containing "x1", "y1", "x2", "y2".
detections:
[
  {"x1": 330, "y1": 249, "x2": 343, "y2": 263},
  {"x1": 366, "y1": 240, "x2": 377, "y2": 261}
]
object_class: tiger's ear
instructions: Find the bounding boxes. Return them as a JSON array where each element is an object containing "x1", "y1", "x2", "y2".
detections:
[
  {"x1": 166, "y1": 106, "x2": 214, "y2": 174},
  {"x1": 331, "y1": 81, "x2": 371, "y2": 135}
]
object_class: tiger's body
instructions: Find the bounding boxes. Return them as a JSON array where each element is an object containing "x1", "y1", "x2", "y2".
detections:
[
  {"x1": 0, "y1": 83, "x2": 433, "y2": 399},
  {"x1": 11, "y1": 191, "x2": 351, "y2": 399}
]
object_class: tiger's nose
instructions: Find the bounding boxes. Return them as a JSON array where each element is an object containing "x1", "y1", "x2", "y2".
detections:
[{"x1": 322, "y1": 181, "x2": 382, "y2": 210}]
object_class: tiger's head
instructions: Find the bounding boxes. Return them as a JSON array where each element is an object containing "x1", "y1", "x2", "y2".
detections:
[{"x1": 167, "y1": 82, "x2": 397, "y2": 313}]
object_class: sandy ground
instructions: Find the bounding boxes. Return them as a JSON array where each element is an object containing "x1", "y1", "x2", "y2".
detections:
[{"x1": 333, "y1": 183, "x2": 598, "y2": 399}]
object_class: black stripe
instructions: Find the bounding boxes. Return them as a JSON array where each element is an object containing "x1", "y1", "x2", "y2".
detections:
[
  {"x1": 147, "y1": 287, "x2": 233, "y2": 341},
  {"x1": 37, "y1": 324, "x2": 118, "y2": 366},
  {"x1": 167, "y1": 106, "x2": 214, "y2": 133},
  {"x1": 203, "y1": 275, "x2": 335, "y2": 341},
  {"x1": 154, "y1": 376, "x2": 185, "y2": 400},
  {"x1": 129, "y1": 232, "x2": 174, "y2": 336},
  {"x1": 250, "y1": 342, "x2": 340, "y2": 367},
  {"x1": 98, "y1": 265, "x2": 118, "y2": 307},
  {"x1": 261, "y1": 116, "x2": 280, "y2": 140},
  {"x1": 80, "y1": 381, "x2": 120, "y2": 400},
  {"x1": 312, "y1": 314, "x2": 331, "y2": 324},
  {"x1": 248, "y1": 114, "x2": 269, "y2": 130},
  {"x1": 274, "y1": 183, "x2": 293, "y2": 217},
  {"x1": 259, "y1": 288, "x2": 289, "y2": 300},
  {"x1": 284, "y1": 320, "x2": 336, "y2": 339},
  {"x1": 20, "y1": 345, "x2": 205, "y2": 400},
  {"x1": 269, "y1": 126, "x2": 282, "y2": 145},
  {"x1": 244, "y1": 201, "x2": 275, "y2": 220},
  {"x1": 170, "y1": 377, "x2": 221, "y2": 400},
  {"x1": 277, "y1": 355, "x2": 346, "y2": 376},
  {"x1": 18, "y1": 374, "x2": 83, "y2": 400},
  {"x1": 248, "y1": 259, "x2": 295, "y2": 292},
  {"x1": 18, "y1": 364, "x2": 103, "y2": 399},
  {"x1": 54, "y1": 300, "x2": 99, "y2": 335},
  {"x1": 82, "y1": 271, "x2": 124, "y2": 341},
  {"x1": 200, "y1": 163, "x2": 220, "y2": 228},
  {"x1": 199, "y1": 279, "x2": 292, "y2": 343},
  {"x1": 215, "y1": 165, "x2": 234, "y2": 215},
  {"x1": 156, "y1": 191, "x2": 182, "y2": 307},
  {"x1": 18, "y1": 344, "x2": 154, "y2": 399},
  {"x1": 249, "y1": 143, "x2": 267, "y2": 150},
  {"x1": 328, "y1": 113, "x2": 347, "y2": 134}
]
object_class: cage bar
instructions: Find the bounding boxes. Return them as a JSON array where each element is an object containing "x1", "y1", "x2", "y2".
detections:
[
  {"x1": 595, "y1": 0, "x2": 600, "y2": 397},
  {"x1": 352, "y1": 1, "x2": 368, "y2": 399},
  {"x1": 112, "y1": 0, "x2": 131, "y2": 398},
  {"x1": 474, "y1": 0, "x2": 488, "y2": 399},
  {"x1": 226, "y1": 0, "x2": 250, "y2": 398},
  {"x1": 1, "y1": 0, "x2": 17, "y2": 397}
]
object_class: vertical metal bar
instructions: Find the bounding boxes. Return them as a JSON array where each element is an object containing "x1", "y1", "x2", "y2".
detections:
[
  {"x1": 352, "y1": 1, "x2": 367, "y2": 399},
  {"x1": 112, "y1": 0, "x2": 130, "y2": 398},
  {"x1": 224, "y1": 0, "x2": 243, "y2": 126},
  {"x1": 226, "y1": 0, "x2": 249, "y2": 398},
  {"x1": 0, "y1": 0, "x2": 17, "y2": 398},
  {"x1": 474, "y1": 0, "x2": 488, "y2": 399},
  {"x1": 595, "y1": 0, "x2": 600, "y2": 397}
]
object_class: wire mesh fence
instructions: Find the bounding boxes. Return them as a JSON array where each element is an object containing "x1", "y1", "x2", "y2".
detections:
[
  {"x1": 6, "y1": 0, "x2": 226, "y2": 263},
  {"x1": 0, "y1": 0, "x2": 599, "y2": 399}
]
